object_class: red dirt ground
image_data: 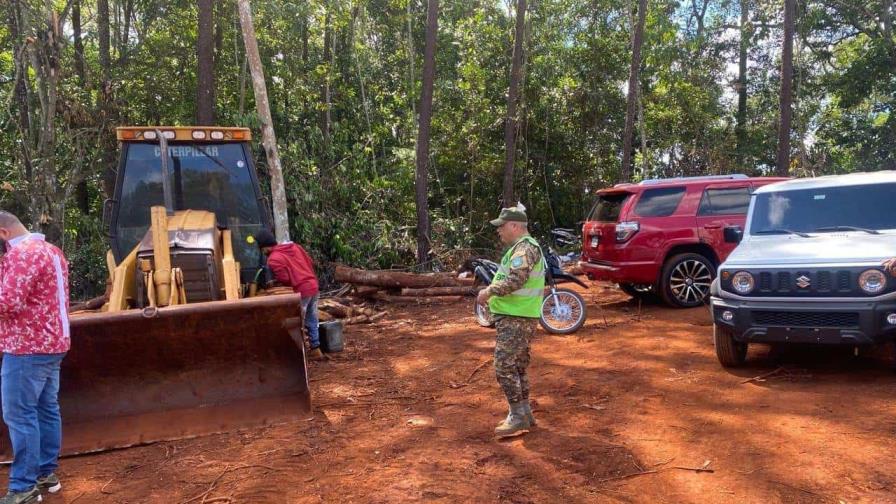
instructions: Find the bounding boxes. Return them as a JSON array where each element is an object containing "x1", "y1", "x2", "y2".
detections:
[{"x1": 6, "y1": 282, "x2": 896, "y2": 503}]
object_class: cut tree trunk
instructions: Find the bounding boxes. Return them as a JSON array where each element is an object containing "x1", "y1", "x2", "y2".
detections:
[
  {"x1": 351, "y1": 286, "x2": 380, "y2": 298},
  {"x1": 334, "y1": 264, "x2": 473, "y2": 289},
  {"x1": 399, "y1": 286, "x2": 482, "y2": 297}
]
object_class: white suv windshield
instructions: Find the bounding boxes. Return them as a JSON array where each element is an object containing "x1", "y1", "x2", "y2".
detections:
[{"x1": 750, "y1": 182, "x2": 896, "y2": 234}]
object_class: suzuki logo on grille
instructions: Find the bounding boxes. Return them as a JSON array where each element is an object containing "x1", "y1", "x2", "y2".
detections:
[{"x1": 796, "y1": 275, "x2": 811, "y2": 288}]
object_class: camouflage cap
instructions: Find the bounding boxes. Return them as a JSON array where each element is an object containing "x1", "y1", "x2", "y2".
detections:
[{"x1": 490, "y1": 205, "x2": 528, "y2": 226}]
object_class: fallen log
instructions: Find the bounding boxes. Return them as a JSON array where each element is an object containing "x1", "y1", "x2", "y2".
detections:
[
  {"x1": 319, "y1": 299, "x2": 353, "y2": 318},
  {"x1": 399, "y1": 286, "x2": 484, "y2": 297},
  {"x1": 334, "y1": 264, "x2": 474, "y2": 289},
  {"x1": 352, "y1": 286, "x2": 380, "y2": 298},
  {"x1": 70, "y1": 294, "x2": 109, "y2": 312},
  {"x1": 256, "y1": 286, "x2": 294, "y2": 296},
  {"x1": 342, "y1": 311, "x2": 388, "y2": 325},
  {"x1": 372, "y1": 292, "x2": 465, "y2": 304}
]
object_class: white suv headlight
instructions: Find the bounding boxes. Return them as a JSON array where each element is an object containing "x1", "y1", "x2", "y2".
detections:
[
  {"x1": 858, "y1": 269, "x2": 886, "y2": 294},
  {"x1": 731, "y1": 271, "x2": 755, "y2": 294}
]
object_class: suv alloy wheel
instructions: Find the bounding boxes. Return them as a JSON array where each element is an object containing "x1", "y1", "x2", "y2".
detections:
[{"x1": 660, "y1": 253, "x2": 715, "y2": 308}]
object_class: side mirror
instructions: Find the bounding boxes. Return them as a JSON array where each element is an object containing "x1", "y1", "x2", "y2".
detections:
[{"x1": 724, "y1": 226, "x2": 743, "y2": 244}]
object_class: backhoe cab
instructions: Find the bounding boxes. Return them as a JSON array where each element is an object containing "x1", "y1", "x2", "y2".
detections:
[{"x1": 104, "y1": 127, "x2": 272, "y2": 308}]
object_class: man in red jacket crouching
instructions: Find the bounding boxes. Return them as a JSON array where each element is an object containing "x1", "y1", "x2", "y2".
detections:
[{"x1": 255, "y1": 230, "x2": 326, "y2": 361}]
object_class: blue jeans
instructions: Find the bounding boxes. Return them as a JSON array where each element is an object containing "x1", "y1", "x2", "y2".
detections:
[
  {"x1": 1, "y1": 353, "x2": 66, "y2": 492},
  {"x1": 302, "y1": 293, "x2": 320, "y2": 349}
]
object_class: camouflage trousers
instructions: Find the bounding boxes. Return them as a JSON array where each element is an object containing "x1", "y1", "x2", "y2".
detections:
[{"x1": 494, "y1": 315, "x2": 536, "y2": 404}]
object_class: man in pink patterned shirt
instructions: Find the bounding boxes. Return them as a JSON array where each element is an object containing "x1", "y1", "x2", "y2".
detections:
[{"x1": 0, "y1": 211, "x2": 70, "y2": 504}]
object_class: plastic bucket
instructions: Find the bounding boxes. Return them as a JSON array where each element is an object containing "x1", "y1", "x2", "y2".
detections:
[{"x1": 319, "y1": 320, "x2": 344, "y2": 353}]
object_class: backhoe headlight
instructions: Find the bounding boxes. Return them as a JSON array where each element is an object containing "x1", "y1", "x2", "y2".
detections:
[
  {"x1": 731, "y1": 271, "x2": 755, "y2": 295},
  {"x1": 858, "y1": 269, "x2": 886, "y2": 294}
]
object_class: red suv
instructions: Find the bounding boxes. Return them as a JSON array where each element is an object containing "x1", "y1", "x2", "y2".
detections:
[{"x1": 579, "y1": 174, "x2": 788, "y2": 308}]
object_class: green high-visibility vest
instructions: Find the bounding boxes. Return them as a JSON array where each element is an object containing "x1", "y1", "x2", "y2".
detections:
[{"x1": 488, "y1": 235, "x2": 545, "y2": 318}]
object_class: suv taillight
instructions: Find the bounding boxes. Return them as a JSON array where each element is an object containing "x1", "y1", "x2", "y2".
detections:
[{"x1": 615, "y1": 221, "x2": 639, "y2": 242}]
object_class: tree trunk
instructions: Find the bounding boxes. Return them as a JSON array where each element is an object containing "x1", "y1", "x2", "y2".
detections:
[
  {"x1": 7, "y1": 0, "x2": 33, "y2": 184},
  {"x1": 690, "y1": 0, "x2": 709, "y2": 44},
  {"x1": 24, "y1": 7, "x2": 66, "y2": 243},
  {"x1": 637, "y1": 86, "x2": 648, "y2": 175},
  {"x1": 72, "y1": 0, "x2": 85, "y2": 85},
  {"x1": 735, "y1": 0, "x2": 749, "y2": 165},
  {"x1": 621, "y1": 0, "x2": 648, "y2": 183},
  {"x1": 237, "y1": 0, "x2": 290, "y2": 242},
  {"x1": 776, "y1": 0, "x2": 794, "y2": 176},
  {"x1": 98, "y1": 0, "x2": 110, "y2": 81},
  {"x1": 415, "y1": 0, "x2": 438, "y2": 269},
  {"x1": 320, "y1": 8, "x2": 333, "y2": 179},
  {"x1": 334, "y1": 264, "x2": 474, "y2": 289},
  {"x1": 301, "y1": 13, "x2": 308, "y2": 64},
  {"x1": 502, "y1": 0, "x2": 527, "y2": 206},
  {"x1": 407, "y1": 0, "x2": 416, "y2": 124},
  {"x1": 118, "y1": 0, "x2": 133, "y2": 63},
  {"x1": 197, "y1": 0, "x2": 216, "y2": 125},
  {"x1": 97, "y1": 0, "x2": 116, "y2": 197}
]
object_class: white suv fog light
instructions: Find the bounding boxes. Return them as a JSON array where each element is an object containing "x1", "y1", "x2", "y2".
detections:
[
  {"x1": 722, "y1": 310, "x2": 734, "y2": 322},
  {"x1": 887, "y1": 313, "x2": 896, "y2": 325}
]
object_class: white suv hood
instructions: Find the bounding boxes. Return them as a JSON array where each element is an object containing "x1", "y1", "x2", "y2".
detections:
[{"x1": 724, "y1": 233, "x2": 896, "y2": 267}]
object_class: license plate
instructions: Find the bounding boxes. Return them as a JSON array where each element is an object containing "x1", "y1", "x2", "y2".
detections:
[{"x1": 590, "y1": 236, "x2": 599, "y2": 248}]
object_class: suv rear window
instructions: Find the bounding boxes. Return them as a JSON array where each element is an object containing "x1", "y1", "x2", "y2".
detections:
[
  {"x1": 634, "y1": 187, "x2": 686, "y2": 217},
  {"x1": 588, "y1": 193, "x2": 631, "y2": 222},
  {"x1": 698, "y1": 187, "x2": 751, "y2": 216}
]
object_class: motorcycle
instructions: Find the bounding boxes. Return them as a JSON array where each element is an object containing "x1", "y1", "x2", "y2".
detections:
[
  {"x1": 548, "y1": 227, "x2": 582, "y2": 267},
  {"x1": 468, "y1": 246, "x2": 588, "y2": 334},
  {"x1": 549, "y1": 227, "x2": 580, "y2": 250}
]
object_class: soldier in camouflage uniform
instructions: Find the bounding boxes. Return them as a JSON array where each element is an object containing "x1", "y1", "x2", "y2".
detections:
[{"x1": 476, "y1": 204, "x2": 545, "y2": 438}]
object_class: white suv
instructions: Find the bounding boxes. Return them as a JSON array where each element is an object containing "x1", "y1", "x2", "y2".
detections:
[{"x1": 709, "y1": 171, "x2": 896, "y2": 366}]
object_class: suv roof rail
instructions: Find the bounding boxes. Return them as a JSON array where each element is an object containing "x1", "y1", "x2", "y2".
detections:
[{"x1": 638, "y1": 174, "x2": 748, "y2": 185}]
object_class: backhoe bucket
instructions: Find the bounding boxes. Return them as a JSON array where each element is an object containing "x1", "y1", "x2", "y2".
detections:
[{"x1": 0, "y1": 294, "x2": 310, "y2": 460}]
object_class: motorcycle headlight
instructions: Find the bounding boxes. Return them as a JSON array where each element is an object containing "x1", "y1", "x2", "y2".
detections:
[
  {"x1": 858, "y1": 269, "x2": 887, "y2": 294},
  {"x1": 731, "y1": 271, "x2": 755, "y2": 295}
]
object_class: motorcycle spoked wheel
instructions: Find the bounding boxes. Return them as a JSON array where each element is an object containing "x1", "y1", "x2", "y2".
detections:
[{"x1": 539, "y1": 288, "x2": 586, "y2": 334}]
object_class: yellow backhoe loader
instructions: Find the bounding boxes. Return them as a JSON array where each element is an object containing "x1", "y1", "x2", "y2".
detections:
[{"x1": 0, "y1": 127, "x2": 311, "y2": 459}]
